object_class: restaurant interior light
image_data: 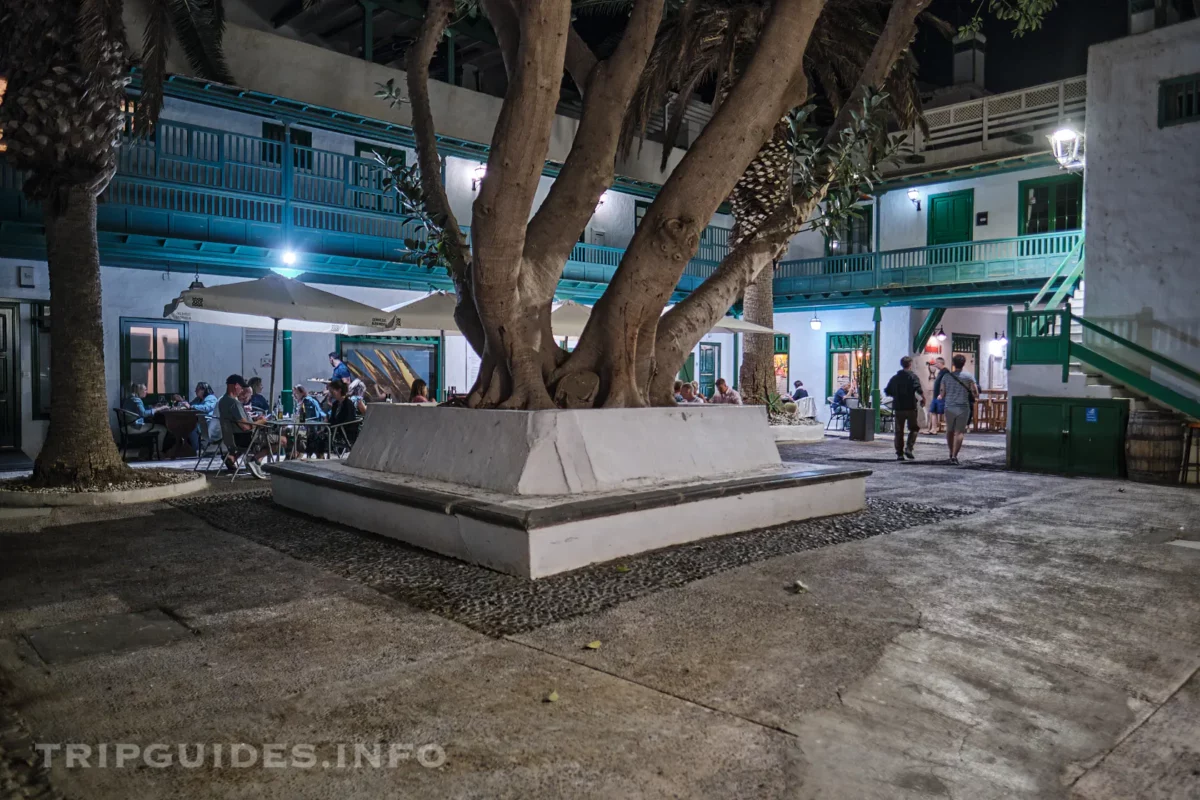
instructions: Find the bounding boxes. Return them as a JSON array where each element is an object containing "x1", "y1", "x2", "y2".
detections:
[
  {"x1": 935, "y1": 326, "x2": 947, "y2": 342},
  {"x1": 809, "y1": 313, "x2": 822, "y2": 331}
]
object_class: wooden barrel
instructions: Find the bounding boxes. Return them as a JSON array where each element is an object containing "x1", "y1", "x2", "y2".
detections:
[{"x1": 1125, "y1": 410, "x2": 1184, "y2": 484}]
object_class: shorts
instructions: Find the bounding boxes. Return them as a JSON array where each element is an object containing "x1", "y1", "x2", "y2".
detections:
[
  {"x1": 929, "y1": 398, "x2": 945, "y2": 415},
  {"x1": 944, "y1": 407, "x2": 970, "y2": 433},
  {"x1": 233, "y1": 431, "x2": 254, "y2": 449}
]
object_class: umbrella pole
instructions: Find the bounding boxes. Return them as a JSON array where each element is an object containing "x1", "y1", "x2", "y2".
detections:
[{"x1": 269, "y1": 317, "x2": 280, "y2": 414}]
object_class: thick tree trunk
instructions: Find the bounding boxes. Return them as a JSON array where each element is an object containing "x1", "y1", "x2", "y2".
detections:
[
  {"x1": 558, "y1": 0, "x2": 826, "y2": 407},
  {"x1": 32, "y1": 188, "x2": 131, "y2": 487}
]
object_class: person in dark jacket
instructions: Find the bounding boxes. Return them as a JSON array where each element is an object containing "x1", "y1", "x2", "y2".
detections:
[
  {"x1": 247, "y1": 377, "x2": 271, "y2": 414},
  {"x1": 885, "y1": 356, "x2": 925, "y2": 461}
]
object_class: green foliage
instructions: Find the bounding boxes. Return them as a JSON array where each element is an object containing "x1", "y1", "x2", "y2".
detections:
[
  {"x1": 765, "y1": 390, "x2": 786, "y2": 415},
  {"x1": 960, "y1": 0, "x2": 1058, "y2": 37},
  {"x1": 785, "y1": 89, "x2": 905, "y2": 246},
  {"x1": 855, "y1": 348, "x2": 873, "y2": 409}
]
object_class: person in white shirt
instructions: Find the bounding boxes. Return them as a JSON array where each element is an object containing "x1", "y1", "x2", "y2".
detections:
[
  {"x1": 679, "y1": 383, "x2": 705, "y2": 404},
  {"x1": 709, "y1": 378, "x2": 743, "y2": 405}
]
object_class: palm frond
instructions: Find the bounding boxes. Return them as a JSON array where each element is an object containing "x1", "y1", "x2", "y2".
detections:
[
  {"x1": 166, "y1": 0, "x2": 235, "y2": 85},
  {"x1": 76, "y1": 0, "x2": 125, "y2": 76},
  {"x1": 135, "y1": 0, "x2": 172, "y2": 136}
]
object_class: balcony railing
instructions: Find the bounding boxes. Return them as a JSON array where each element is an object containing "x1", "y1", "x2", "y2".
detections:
[
  {"x1": 776, "y1": 231, "x2": 1083, "y2": 296},
  {"x1": 1, "y1": 116, "x2": 731, "y2": 290},
  {"x1": 890, "y1": 76, "x2": 1087, "y2": 165}
]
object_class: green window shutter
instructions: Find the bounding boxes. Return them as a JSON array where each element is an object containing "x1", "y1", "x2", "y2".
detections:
[
  {"x1": 829, "y1": 333, "x2": 872, "y2": 352},
  {"x1": 1160, "y1": 73, "x2": 1200, "y2": 128},
  {"x1": 774, "y1": 334, "x2": 790, "y2": 355}
]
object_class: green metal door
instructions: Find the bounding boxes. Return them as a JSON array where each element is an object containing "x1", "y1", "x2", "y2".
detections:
[
  {"x1": 1012, "y1": 397, "x2": 1128, "y2": 478},
  {"x1": 1066, "y1": 402, "x2": 1128, "y2": 477},
  {"x1": 1013, "y1": 398, "x2": 1066, "y2": 473},
  {"x1": 927, "y1": 189, "x2": 973, "y2": 265},
  {"x1": 698, "y1": 343, "x2": 719, "y2": 397}
]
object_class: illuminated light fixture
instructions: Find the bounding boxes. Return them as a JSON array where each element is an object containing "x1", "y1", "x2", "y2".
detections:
[
  {"x1": 996, "y1": 330, "x2": 1008, "y2": 346},
  {"x1": 809, "y1": 313, "x2": 822, "y2": 331},
  {"x1": 907, "y1": 188, "x2": 921, "y2": 211},
  {"x1": 472, "y1": 163, "x2": 487, "y2": 191},
  {"x1": 830, "y1": 239, "x2": 841, "y2": 251},
  {"x1": 1049, "y1": 124, "x2": 1085, "y2": 171},
  {"x1": 280, "y1": 250, "x2": 298, "y2": 266},
  {"x1": 272, "y1": 267, "x2": 303, "y2": 279},
  {"x1": 935, "y1": 325, "x2": 947, "y2": 342}
]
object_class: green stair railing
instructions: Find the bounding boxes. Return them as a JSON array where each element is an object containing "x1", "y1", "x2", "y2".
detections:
[
  {"x1": 1028, "y1": 236, "x2": 1085, "y2": 310},
  {"x1": 1008, "y1": 307, "x2": 1200, "y2": 421}
]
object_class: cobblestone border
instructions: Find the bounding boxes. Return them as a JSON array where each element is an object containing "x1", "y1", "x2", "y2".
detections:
[{"x1": 171, "y1": 491, "x2": 972, "y2": 637}]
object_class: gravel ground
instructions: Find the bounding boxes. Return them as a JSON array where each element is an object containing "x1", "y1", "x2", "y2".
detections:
[
  {"x1": 0, "y1": 683, "x2": 62, "y2": 800},
  {"x1": 171, "y1": 490, "x2": 973, "y2": 637},
  {"x1": 0, "y1": 469, "x2": 197, "y2": 494}
]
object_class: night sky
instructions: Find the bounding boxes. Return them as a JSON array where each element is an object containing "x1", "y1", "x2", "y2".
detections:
[{"x1": 915, "y1": 0, "x2": 1131, "y2": 92}]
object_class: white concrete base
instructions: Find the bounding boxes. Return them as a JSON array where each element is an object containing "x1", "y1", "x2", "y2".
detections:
[
  {"x1": 770, "y1": 424, "x2": 826, "y2": 444},
  {"x1": 0, "y1": 473, "x2": 207, "y2": 507},
  {"x1": 270, "y1": 461, "x2": 867, "y2": 579}
]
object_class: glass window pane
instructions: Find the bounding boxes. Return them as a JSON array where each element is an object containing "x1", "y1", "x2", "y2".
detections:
[
  {"x1": 128, "y1": 326, "x2": 154, "y2": 359},
  {"x1": 157, "y1": 327, "x2": 180, "y2": 360},
  {"x1": 159, "y1": 362, "x2": 180, "y2": 397},
  {"x1": 129, "y1": 362, "x2": 152, "y2": 392},
  {"x1": 1025, "y1": 187, "x2": 1050, "y2": 234}
]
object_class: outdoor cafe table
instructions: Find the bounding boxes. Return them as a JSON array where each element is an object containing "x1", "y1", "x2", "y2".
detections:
[
  {"x1": 152, "y1": 408, "x2": 200, "y2": 459},
  {"x1": 260, "y1": 417, "x2": 330, "y2": 461}
]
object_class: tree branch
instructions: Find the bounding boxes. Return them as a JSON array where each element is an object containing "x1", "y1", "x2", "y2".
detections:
[
  {"x1": 404, "y1": 0, "x2": 482, "y2": 352},
  {"x1": 564, "y1": 25, "x2": 599, "y2": 95},
  {"x1": 523, "y1": 0, "x2": 666, "y2": 280},
  {"x1": 482, "y1": 0, "x2": 521, "y2": 77}
]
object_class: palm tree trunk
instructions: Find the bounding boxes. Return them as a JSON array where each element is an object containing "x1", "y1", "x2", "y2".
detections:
[
  {"x1": 739, "y1": 266, "x2": 777, "y2": 403},
  {"x1": 732, "y1": 119, "x2": 791, "y2": 405},
  {"x1": 32, "y1": 188, "x2": 130, "y2": 487}
]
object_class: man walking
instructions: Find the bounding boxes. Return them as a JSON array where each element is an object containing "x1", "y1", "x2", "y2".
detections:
[
  {"x1": 884, "y1": 356, "x2": 924, "y2": 461},
  {"x1": 938, "y1": 353, "x2": 978, "y2": 465}
]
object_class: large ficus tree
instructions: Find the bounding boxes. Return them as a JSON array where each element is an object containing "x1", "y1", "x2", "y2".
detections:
[
  {"x1": 0, "y1": 0, "x2": 232, "y2": 487},
  {"x1": 404, "y1": 0, "x2": 936, "y2": 409}
]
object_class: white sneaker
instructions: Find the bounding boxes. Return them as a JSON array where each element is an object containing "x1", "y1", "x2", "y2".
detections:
[{"x1": 247, "y1": 460, "x2": 267, "y2": 479}]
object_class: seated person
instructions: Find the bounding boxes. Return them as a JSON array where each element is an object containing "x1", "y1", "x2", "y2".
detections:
[
  {"x1": 121, "y1": 383, "x2": 168, "y2": 455},
  {"x1": 678, "y1": 383, "x2": 704, "y2": 404},
  {"x1": 408, "y1": 379, "x2": 431, "y2": 404},
  {"x1": 247, "y1": 377, "x2": 271, "y2": 414},
  {"x1": 673, "y1": 381, "x2": 684, "y2": 402},
  {"x1": 308, "y1": 379, "x2": 360, "y2": 457},
  {"x1": 188, "y1": 381, "x2": 221, "y2": 452},
  {"x1": 217, "y1": 374, "x2": 269, "y2": 478},
  {"x1": 832, "y1": 382, "x2": 851, "y2": 410},
  {"x1": 294, "y1": 384, "x2": 325, "y2": 422},
  {"x1": 791, "y1": 380, "x2": 809, "y2": 400},
  {"x1": 709, "y1": 378, "x2": 743, "y2": 405},
  {"x1": 349, "y1": 378, "x2": 370, "y2": 414}
]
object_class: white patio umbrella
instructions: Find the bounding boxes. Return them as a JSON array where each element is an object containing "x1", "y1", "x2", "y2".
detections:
[
  {"x1": 163, "y1": 274, "x2": 399, "y2": 407},
  {"x1": 549, "y1": 300, "x2": 785, "y2": 337},
  {"x1": 376, "y1": 291, "x2": 460, "y2": 336}
]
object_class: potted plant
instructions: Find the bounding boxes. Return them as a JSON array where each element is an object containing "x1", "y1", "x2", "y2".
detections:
[{"x1": 848, "y1": 349, "x2": 875, "y2": 441}]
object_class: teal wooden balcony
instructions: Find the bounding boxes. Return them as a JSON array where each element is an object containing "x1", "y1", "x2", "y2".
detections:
[
  {"x1": 774, "y1": 231, "x2": 1083, "y2": 308},
  {"x1": 0, "y1": 117, "x2": 728, "y2": 298}
]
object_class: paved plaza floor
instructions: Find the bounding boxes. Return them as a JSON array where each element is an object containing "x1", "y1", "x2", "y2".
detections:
[{"x1": 0, "y1": 436, "x2": 1197, "y2": 799}]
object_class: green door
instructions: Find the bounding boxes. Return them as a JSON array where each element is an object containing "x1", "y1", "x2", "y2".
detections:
[
  {"x1": 1014, "y1": 399, "x2": 1066, "y2": 473},
  {"x1": 1066, "y1": 402, "x2": 1128, "y2": 477},
  {"x1": 698, "y1": 343, "x2": 719, "y2": 397},
  {"x1": 1012, "y1": 397, "x2": 1128, "y2": 478},
  {"x1": 927, "y1": 189, "x2": 973, "y2": 265},
  {"x1": 679, "y1": 353, "x2": 695, "y2": 383}
]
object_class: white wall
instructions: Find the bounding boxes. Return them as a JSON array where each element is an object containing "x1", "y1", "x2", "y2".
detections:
[
  {"x1": 1083, "y1": 18, "x2": 1200, "y2": 391},
  {"x1": 878, "y1": 165, "x2": 1063, "y2": 252}
]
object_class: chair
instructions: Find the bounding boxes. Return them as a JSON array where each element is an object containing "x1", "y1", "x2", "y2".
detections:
[
  {"x1": 825, "y1": 397, "x2": 850, "y2": 431},
  {"x1": 113, "y1": 408, "x2": 160, "y2": 461},
  {"x1": 328, "y1": 419, "x2": 362, "y2": 458},
  {"x1": 193, "y1": 414, "x2": 226, "y2": 472},
  {"x1": 218, "y1": 418, "x2": 260, "y2": 482}
]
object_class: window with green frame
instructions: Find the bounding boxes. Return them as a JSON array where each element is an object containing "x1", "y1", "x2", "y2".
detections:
[
  {"x1": 826, "y1": 332, "x2": 872, "y2": 400},
  {"x1": 772, "y1": 334, "x2": 791, "y2": 396},
  {"x1": 1019, "y1": 175, "x2": 1082, "y2": 235},
  {"x1": 31, "y1": 303, "x2": 50, "y2": 419},
  {"x1": 1160, "y1": 73, "x2": 1200, "y2": 128},
  {"x1": 827, "y1": 207, "x2": 873, "y2": 255},
  {"x1": 120, "y1": 318, "x2": 188, "y2": 402},
  {"x1": 261, "y1": 123, "x2": 313, "y2": 170}
]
